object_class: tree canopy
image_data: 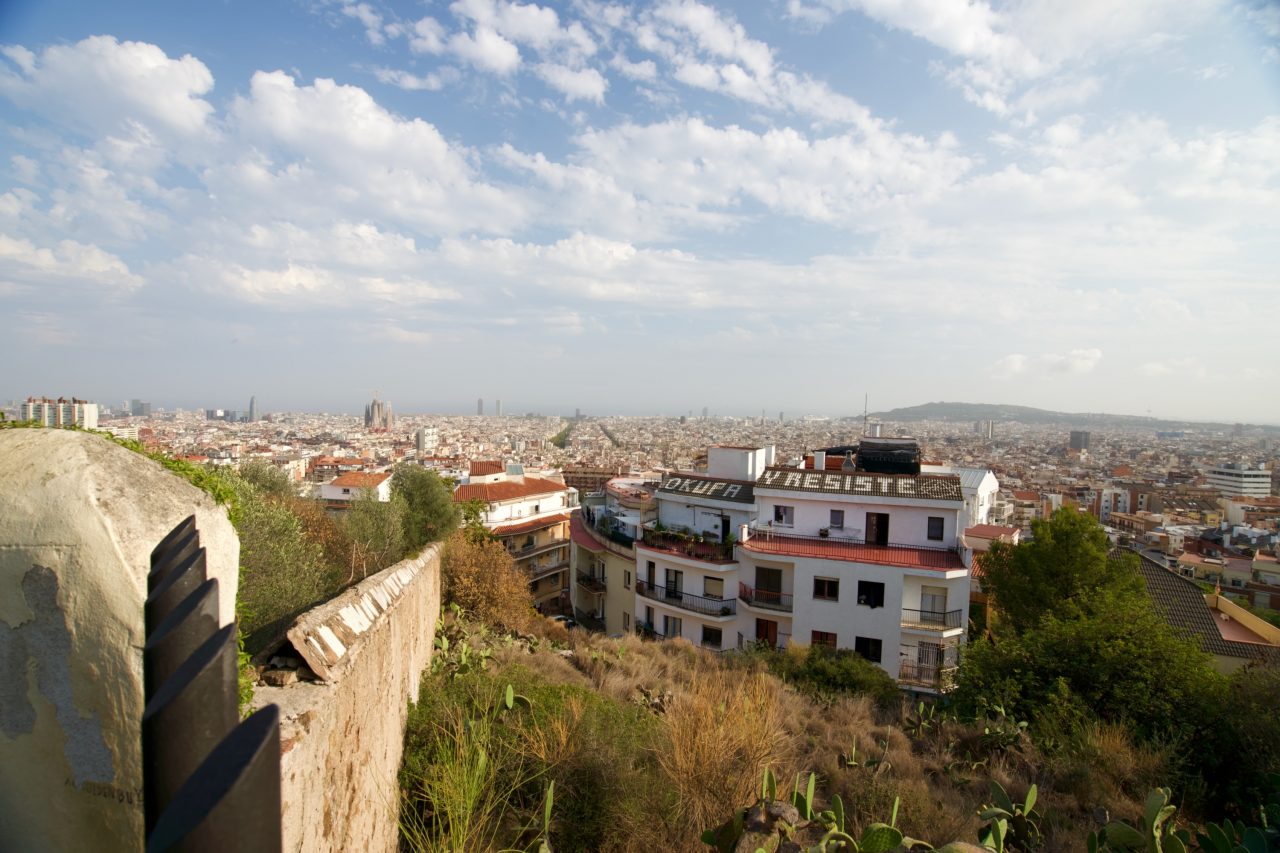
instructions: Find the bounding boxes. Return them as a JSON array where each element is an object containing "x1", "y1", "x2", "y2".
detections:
[
  {"x1": 981, "y1": 508, "x2": 1142, "y2": 635},
  {"x1": 392, "y1": 464, "x2": 461, "y2": 552}
]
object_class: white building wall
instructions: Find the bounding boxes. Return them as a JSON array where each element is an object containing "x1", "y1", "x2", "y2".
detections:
[{"x1": 756, "y1": 494, "x2": 962, "y2": 548}]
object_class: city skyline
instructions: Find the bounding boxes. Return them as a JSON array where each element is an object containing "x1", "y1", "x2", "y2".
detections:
[{"x1": 1, "y1": 1, "x2": 1278, "y2": 422}]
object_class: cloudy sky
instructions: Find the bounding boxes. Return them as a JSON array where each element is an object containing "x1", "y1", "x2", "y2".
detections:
[{"x1": 1, "y1": 1, "x2": 1277, "y2": 421}]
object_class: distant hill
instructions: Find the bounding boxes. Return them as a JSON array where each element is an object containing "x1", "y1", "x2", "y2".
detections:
[{"x1": 867, "y1": 401, "x2": 1275, "y2": 431}]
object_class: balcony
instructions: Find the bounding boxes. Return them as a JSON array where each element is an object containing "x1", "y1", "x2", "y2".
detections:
[
  {"x1": 507, "y1": 538, "x2": 570, "y2": 560},
  {"x1": 741, "y1": 526, "x2": 964, "y2": 571},
  {"x1": 900, "y1": 608, "x2": 965, "y2": 630},
  {"x1": 737, "y1": 582, "x2": 793, "y2": 613},
  {"x1": 639, "y1": 529, "x2": 736, "y2": 564},
  {"x1": 575, "y1": 572, "x2": 607, "y2": 594},
  {"x1": 898, "y1": 661, "x2": 958, "y2": 692},
  {"x1": 736, "y1": 631, "x2": 792, "y2": 651},
  {"x1": 574, "y1": 608, "x2": 606, "y2": 632},
  {"x1": 637, "y1": 580, "x2": 737, "y2": 617},
  {"x1": 530, "y1": 560, "x2": 568, "y2": 580}
]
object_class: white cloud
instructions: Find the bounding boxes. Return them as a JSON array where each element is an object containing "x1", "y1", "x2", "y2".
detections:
[
  {"x1": 341, "y1": 2, "x2": 387, "y2": 45},
  {"x1": 535, "y1": 63, "x2": 608, "y2": 102},
  {"x1": 611, "y1": 53, "x2": 658, "y2": 80},
  {"x1": 0, "y1": 232, "x2": 142, "y2": 291},
  {"x1": 991, "y1": 353, "x2": 1027, "y2": 378},
  {"x1": 1043, "y1": 348, "x2": 1102, "y2": 374},
  {"x1": 373, "y1": 67, "x2": 459, "y2": 91},
  {"x1": 448, "y1": 26, "x2": 522, "y2": 74},
  {"x1": 0, "y1": 35, "x2": 214, "y2": 139}
]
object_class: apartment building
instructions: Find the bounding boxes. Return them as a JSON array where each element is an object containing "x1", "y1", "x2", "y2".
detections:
[
  {"x1": 1207, "y1": 463, "x2": 1272, "y2": 498},
  {"x1": 738, "y1": 440, "x2": 977, "y2": 693},
  {"x1": 571, "y1": 475, "x2": 657, "y2": 633},
  {"x1": 320, "y1": 471, "x2": 392, "y2": 506},
  {"x1": 632, "y1": 445, "x2": 771, "y2": 650},
  {"x1": 456, "y1": 466, "x2": 576, "y2": 613},
  {"x1": 21, "y1": 396, "x2": 99, "y2": 430}
]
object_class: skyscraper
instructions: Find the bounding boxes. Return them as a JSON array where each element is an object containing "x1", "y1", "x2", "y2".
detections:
[
  {"x1": 1069, "y1": 430, "x2": 1090, "y2": 451},
  {"x1": 477, "y1": 397, "x2": 484, "y2": 416},
  {"x1": 415, "y1": 428, "x2": 426, "y2": 455},
  {"x1": 130, "y1": 399, "x2": 151, "y2": 417},
  {"x1": 496, "y1": 399, "x2": 502, "y2": 417},
  {"x1": 248, "y1": 395, "x2": 259, "y2": 422}
]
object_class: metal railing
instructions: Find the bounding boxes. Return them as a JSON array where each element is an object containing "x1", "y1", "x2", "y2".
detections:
[
  {"x1": 636, "y1": 580, "x2": 737, "y2": 617},
  {"x1": 741, "y1": 525, "x2": 962, "y2": 569},
  {"x1": 574, "y1": 608, "x2": 606, "y2": 632},
  {"x1": 575, "y1": 571, "x2": 607, "y2": 593},
  {"x1": 639, "y1": 529, "x2": 736, "y2": 563},
  {"x1": 898, "y1": 661, "x2": 959, "y2": 691},
  {"x1": 530, "y1": 559, "x2": 568, "y2": 579},
  {"x1": 736, "y1": 631, "x2": 792, "y2": 650},
  {"x1": 738, "y1": 581, "x2": 793, "y2": 612},
  {"x1": 900, "y1": 608, "x2": 965, "y2": 629},
  {"x1": 507, "y1": 538, "x2": 569, "y2": 559},
  {"x1": 144, "y1": 515, "x2": 281, "y2": 851}
]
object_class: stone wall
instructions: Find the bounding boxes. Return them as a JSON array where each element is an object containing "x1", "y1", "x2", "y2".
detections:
[
  {"x1": 252, "y1": 545, "x2": 441, "y2": 853},
  {"x1": 0, "y1": 429, "x2": 239, "y2": 851}
]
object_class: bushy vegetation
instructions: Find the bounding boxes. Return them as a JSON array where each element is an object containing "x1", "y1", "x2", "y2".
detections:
[
  {"x1": 440, "y1": 530, "x2": 537, "y2": 632},
  {"x1": 402, "y1": 508, "x2": 1280, "y2": 851}
]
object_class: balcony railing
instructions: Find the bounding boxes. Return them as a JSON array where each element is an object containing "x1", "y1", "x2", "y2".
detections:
[
  {"x1": 575, "y1": 572, "x2": 606, "y2": 594},
  {"x1": 736, "y1": 631, "x2": 791, "y2": 650},
  {"x1": 639, "y1": 529, "x2": 736, "y2": 563},
  {"x1": 900, "y1": 608, "x2": 965, "y2": 630},
  {"x1": 530, "y1": 560, "x2": 568, "y2": 580},
  {"x1": 741, "y1": 525, "x2": 963, "y2": 570},
  {"x1": 738, "y1": 581, "x2": 793, "y2": 612},
  {"x1": 507, "y1": 538, "x2": 569, "y2": 559},
  {"x1": 898, "y1": 661, "x2": 959, "y2": 691},
  {"x1": 574, "y1": 608, "x2": 606, "y2": 632},
  {"x1": 637, "y1": 581, "x2": 737, "y2": 617}
]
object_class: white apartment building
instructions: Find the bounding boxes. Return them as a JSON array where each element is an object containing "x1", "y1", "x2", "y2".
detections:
[
  {"x1": 21, "y1": 397, "x2": 99, "y2": 430},
  {"x1": 455, "y1": 468, "x2": 576, "y2": 613},
  {"x1": 571, "y1": 475, "x2": 657, "y2": 633},
  {"x1": 633, "y1": 445, "x2": 772, "y2": 650},
  {"x1": 1207, "y1": 464, "x2": 1271, "y2": 498},
  {"x1": 320, "y1": 471, "x2": 392, "y2": 504}
]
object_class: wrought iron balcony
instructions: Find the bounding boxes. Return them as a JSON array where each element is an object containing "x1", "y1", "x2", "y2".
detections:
[
  {"x1": 639, "y1": 529, "x2": 736, "y2": 563},
  {"x1": 575, "y1": 571, "x2": 606, "y2": 594},
  {"x1": 898, "y1": 661, "x2": 959, "y2": 691},
  {"x1": 636, "y1": 580, "x2": 737, "y2": 617},
  {"x1": 737, "y1": 581, "x2": 793, "y2": 612},
  {"x1": 900, "y1": 608, "x2": 965, "y2": 630}
]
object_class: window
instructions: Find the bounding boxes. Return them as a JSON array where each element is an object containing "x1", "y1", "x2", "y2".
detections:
[
  {"x1": 811, "y1": 630, "x2": 837, "y2": 648},
  {"x1": 533, "y1": 504, "x2": 540, "y2": 513},
  {"x1": 773, "y1": 504, "x2": 794, "y2": 526},
  {"x1": 663, "y1": 615, "x2": 683, "y2": 638},
  {"x1": 624, "y1": 570, "x2": 631, "y2": 589},
  {"x1": 853, "y1": 636, "x2": 882, "y2": 663},
  {"x1": 702, "y1": 626, "x2": 723, "y2": 649},
  {"x1": 927, "y1": 517, "x2": 945, "y2": 541},
  {"x1": 704, "y1": 577, "x2": 724, "y2": 599},
  {"x1": 856, "y1": 580, "x2": 885, "y2": 608},
  {"x1": 623, "y1": 612, "x2": 631, "y2": 631},
  {"x1": 342, "y1": 488, "x2": 350, "y2": 494},
  {"x1": 813, "y1": 577, "x2": 839, "y2": 601},
  {"x1": 829, "y1": 509, "x2": 845, "y2": 529}
]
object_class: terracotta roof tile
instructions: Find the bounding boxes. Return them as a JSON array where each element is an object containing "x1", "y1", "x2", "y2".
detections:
[
  {"x1": 330, "y1": 471, "x2": 391, "y2": 489},
  {"x1": 490, "y1": 512, "x2": 571, "y2": 537},
  {"x1": 454, "y1": 476, "x2": 567, "y2": 503},
  {"x1": 469, "y1": 459, "x2": 505, "y2": 476}
]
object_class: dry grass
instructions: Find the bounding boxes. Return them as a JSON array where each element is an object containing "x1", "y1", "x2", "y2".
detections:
[{"x1": 656, "y1": 669, "x2": 803, "y2": 841}]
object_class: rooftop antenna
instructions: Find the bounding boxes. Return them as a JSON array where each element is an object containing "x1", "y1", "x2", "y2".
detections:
[{"x1": 863, "y1": 394, "x2": 868, "y2": 436}]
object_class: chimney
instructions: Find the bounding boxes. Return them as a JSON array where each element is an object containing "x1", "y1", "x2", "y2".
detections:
[{"x1": 813, "y1": 451, "x2": 826, "y2": 471}]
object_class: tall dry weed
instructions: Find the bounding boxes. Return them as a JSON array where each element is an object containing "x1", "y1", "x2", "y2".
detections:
[{"x1": 656, "y1": 670, "x2": 802, "y2": 841}]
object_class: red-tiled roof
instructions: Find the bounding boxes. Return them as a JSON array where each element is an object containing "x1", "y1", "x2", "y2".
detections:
[
  {"x1": 1012, "y1": 490, "x2": 1040, "y2": 502},
  {"x1": 469, "y1": 459, "x2": 505, "y2": 476},
  {"x1": 454, "y1": 476, "x2": 567, "y2": 503},
  {"x1": 330, "y1": 471, "x2": 391, "y2": 488},
  {"x1": 491, "y1": 512, "x2": 571, "y2": 537},
  {"x1": 965, "y1": 524, "x2": 1019, "y2": 540}
]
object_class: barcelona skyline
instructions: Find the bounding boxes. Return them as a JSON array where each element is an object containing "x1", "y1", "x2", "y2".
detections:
[{"x1": 0, "y1": 0, "x2": 1277, "y2": 422}]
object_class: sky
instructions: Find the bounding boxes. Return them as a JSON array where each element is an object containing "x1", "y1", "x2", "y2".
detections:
[{"x1": 1, "y1": 1, "x2": 1278, "y2": 422}]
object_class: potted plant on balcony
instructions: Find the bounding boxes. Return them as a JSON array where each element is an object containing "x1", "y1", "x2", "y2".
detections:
[{"x1": 819, "y1": 527, "x2": 830, "y2": 538}]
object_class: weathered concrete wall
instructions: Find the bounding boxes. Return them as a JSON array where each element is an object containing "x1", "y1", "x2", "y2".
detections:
[
  {"x1": 0, "y1": 429, "x2": 239, "y2": 851},
  {"x1": 253, "y1": 544, "x2": 441, "y2": 853}
]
